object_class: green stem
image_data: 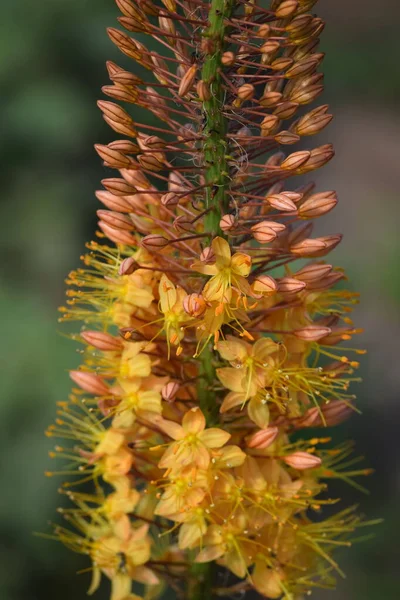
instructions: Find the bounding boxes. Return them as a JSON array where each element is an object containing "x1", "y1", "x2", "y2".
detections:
[{"x1": 189, "y1": 1, "x2": 235, "y2": 598}]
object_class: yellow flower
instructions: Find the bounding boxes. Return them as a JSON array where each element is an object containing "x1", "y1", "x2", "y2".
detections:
[
  {"x1": 158, "y1": 274, "x2": 190, "y2": 356},
  {"x1": 112, "y1": 378, "x2": 163, "y2": 429},
  {"x1": 156, "y1": 407, "x2": 231, "y2": 472},
  {"x1": 191, "y1": 237, "x2": 252, "y2": 305},
  {"x1": 216, "y1": 336, "x2": 280, "y2": 427},
  {"x1": 154, "y1": 467, "x2": 209, "y2": 518}
]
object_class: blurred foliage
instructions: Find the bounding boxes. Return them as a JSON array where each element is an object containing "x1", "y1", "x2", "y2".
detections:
[{"x1": 0, "y1": 1, "x2": 399, "y2": 599}]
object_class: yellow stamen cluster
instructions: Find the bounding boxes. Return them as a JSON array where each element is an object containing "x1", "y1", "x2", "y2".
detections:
[{"x1": 47, "y1": 1, "x2": 377, "y2": 599}]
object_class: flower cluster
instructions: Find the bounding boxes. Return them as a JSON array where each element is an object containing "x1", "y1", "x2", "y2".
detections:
[{"x1": 47, "y1": 1, "x2": 375, "y2": 599}]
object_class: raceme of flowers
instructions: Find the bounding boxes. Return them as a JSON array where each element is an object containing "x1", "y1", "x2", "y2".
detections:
[{"x1": 46, "y1": 1, "x2": 376, "y2": 599}]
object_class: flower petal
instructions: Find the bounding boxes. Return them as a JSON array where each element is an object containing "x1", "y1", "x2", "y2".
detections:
[
  {"x1": 248, "y1": 396, "x2": 270, "y2": 428},
  {"x1": 199, "y1": 427, "x2": 230, "y2": 448},
  {"x1": 182, "y1": 407, "x2": 206, "y2": 434}
]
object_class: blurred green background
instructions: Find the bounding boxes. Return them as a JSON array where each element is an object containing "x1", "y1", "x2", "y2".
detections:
[{"x1": 0, "y1": 0, "x2": 399, "y2": 598}]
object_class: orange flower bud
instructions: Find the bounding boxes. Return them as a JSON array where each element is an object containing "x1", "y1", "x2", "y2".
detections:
[
  {"x1": 266, "y1": 193, "x2": 297, "y2": 212},
  {"x1": 280, "y1": 150, "x2": 311, "y2": 171},
  {"x1": 252, "y1": 275, "x2": 277, "y2": 294},
  {"x1": 275, "y1": 0, "x2": 298, "y2": 18},
  {"x1": 283, "y1": 451, "x2": 322, "y2": 470},
  {"x1": 81, "y1": 330, "x2": 123, "y2": 351},
  {"x1": 101, "y1": 178, "x2": 137, "y2": 196},
  {"x1": 277, "y1": 277, "x2": 306, "y2": 295},
  {"x1": 161, "y1": 381, "x2": 180, "y2": 402},
  {"x1": 178, "y1": 64, "x2": 197, "y2": 97},
  {"x1": 98, "y1": 221, "x2": 136, "y2": 245},
  {"x1": 183, "y1": 293, "x2": 207, "y2": 317},
  {"x1": 294, "y1": 326, "x2": 332, "y2": 341},
  {"x1": 118, "y1": 256, "x2": 139, "y2": 275},
  {"x1": 196, "y1": 80, "x2": 211, "y2": 101},
  {"x1": 220, "y1": 214, "x2": 236, "y2": 232},
  {"x1": 141, "y1": 235, "x2": 170, "y2": 249},
  {"x1": 246, "y1": 427, "x2": 278, "y2": 449},
  {"x1": 237, "y1": 84, "x2": 255, "y2": 101},
  {"x1": 94, "y1": 144, "x2": 131, "y2": 168},
  {"x1": 299, "y1": 191, "x2": 338, "y2": 218},
  {"x1": 95, "y1": 190, "x2": 133, "y2": 213},
  {"x1": 70, "y1": 370, "x2": 109, "y2": 395},
  {"x1": 97, "y1": 210, "x2": 134, "y2": 231}
]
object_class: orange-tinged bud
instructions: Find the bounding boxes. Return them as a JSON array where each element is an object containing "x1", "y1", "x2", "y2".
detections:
[
  {"x1": 261, "y1": 40, "x2": 280, "y2": 54},
  {"x1": 237, "y1": 84, "x2": 255, "y2": 101},
  {"x1": 295, "y1": 110, "x2": 333, "y2": 136},
  {"x1": 253, "y1": 275, "x2": 277, "y2": 294},
  {"x1": 246, "y1": 427, "x2": 278, "y2": 449},
  {"x1": 322, "y1": 400, "x2": 354, "y2": 426},
  {"x1": 274, "y1": 130, "x2": 300, "y2": 145},
  {"x1": 97, "y1": 210, "x2": 134, "y2": 231},
  {"x1": 101, "y1": 178, "x2": 137, "y2": 196},
  {"x1": 221, "y1": 51, "x2": 235, "y2": 66},
  {"x1": 251, "y1": 222, "x2": 277, "y2": 243},
  {"x1": 260, "y1": 114, "x2": 279, "y2": 136},
  {"x1": 183, "y1": 293, "x2": 206, "y2": 317},
  {"x1": 260, "y1": 91, "x2": 282, "y2": 108},
  {"x1": 94, "y1": 144, "x2": 131, "y2": 168},
  {"x1": 141, "y1": 235, "x2": 169, "y2": 249},
  {"x1": 266, "y1": 193, "x2": 297, "y2": 212},
  {"x1": 137, "y1": 153, "x2": 165, "y2": 171},
  {"x1": 118, "y1": 256, "x2": 139, "y2": 275},
  {"x1": 200, "y1": 246, "x2": 215, "y2": 263},
  {"x1": 95, "y1": 190, "x2": 133, "y2": 213},
  {"x1": 161, "y1": 191, "x2": 180, "y2": 207},
  {"x1": 283, "y1": 451, "x2": 322, "y2": 470},
  {"x1": 161, "y1": 381, "x2": 180, "y2": 402},
  {"x1": 97, "y1": 100, "x2": 133, "y2": 125},
  {"x1": 178, "y1": 64, "x2": 197, "y2": 97},
  {"x1": 275, "y1": 0, "x2": 298, "y2": 18},
  {"x1": 196, "y1": 80, "x2": 211, "y2": 101},
  {"x1": 294, "y1": 326, "x2": 332, "y2": 341},
  {"x1": 299, "y1": 191, "x2": 338, "y2": 218},
  {"x1": 280, "y1": 150, "x2": 311, "y2": 171},
  {"x1": 274, "y1": 101, "x2": 299, "y2": 120},
  {"x1": 290, "y1": 237, "x2": 327, "y2": 257},
  {"x1": 81, "y1": 330, "x2": 123, "y2": 351},
  {"x1": 70, "y1": 371, "x2": 109, "y2": 395},
  {"x1": 220, "y1": 214, "x2": 236, "y2": 232},
  {"x1": 300, "y1": 144, "x2": 335, "y2": 174},
  {"x1": 257, "y1": 24, "x2": 270, "y2": 38},
  {"x1": 98, "y1": 221, "x2": 136, "y2": 245},
  {"x1": 277, "y1": 277, "x2": 306, "y2": 294},
  {"x1": 295, "y1": 262, "x2": 333, "y2": 283}
]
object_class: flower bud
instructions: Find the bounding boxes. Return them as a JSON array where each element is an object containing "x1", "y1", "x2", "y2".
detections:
[
  {"x1": 260, "y1": 114, "x2": 279, "y2": 136},
  {"x1": 274, "y1": 101, "x2": 299, "y2": 120},
  {"x1": 183, "y1": 293, "x2": 207, "y2": 317},
  {"x1": 237, "y1": 84, "x2": 255, "y2": 101},
  {"x1": 277, "y1": 277, "x2": 306, "y2": 295},
  {"x1": 108, "y1": 139, "x2": 139, "y2": 154},
  {"x1": 294, "y1": 326, "x2": 332, "y2": 341},
  {"x1": 283, "y1": 451, "x2": 322, "y2": 470},
  {"x1": 299, "y1": 191, "x2": 338, "y2": 218},
  {"x1": 280, "y1": 150, "x2": 311, "y2": 171},
  {"x1": 141, "y1": 235, "x2": 170, "y2": 249},
  {"x1": 81, "y1": 330, "x2": 123, "y2": 351},
  {"x1": 221, "y1": 51, "x2": 235, "y2": 66},
  {"x1": 178, "y1": 64, "x2": 197, "y2": 97},
  {"x1": 137, "y1": 153, "x2": 165, "y2": 172},
  {"x1": 251, "y1": 222, "x2": 277, "y2": 244},
  {"x1": 118, "y1": 256, "x2": 139, "y2": 275},
  {"x1": 161, "y1": 381, "x2": 180, "y2": 402},
  {"x1": 322, "y1": 400, "x2": 354, "y2": 426},
  {"x1": 94, "y1": 144, "x2": 131, "y2": 168},
  {"x1": 95, "y1": 190, "x2": 133, "y2": 213},
  {"x1": 260, "y1": 91, "x2": 283, "y2": 108},
  {"x1": 101, "y1": 178, "x2": 137, "y2": 196},
  {"x1": 274, "y1": 130, "x2": 300, "y2": 145},
  {"x1": 295, "y1": 110, "x2": 333, "y2": 136},
  {"x1": 70, "y1": 371, "x2": 109, "y2": 396},
  {"x1": 220, "y1": 214, "x2": 236, "y2": 232},
  {"x1": 299, "y1": 144, "x2": 335, "y2": 174},
  {"x1": 275, "y1": 0, "x2": 298, "y2": 18},
  {"x1": 196, "y1": 80, "x2": 211, "y2": 101},
  {"x1": 295, "y1": 263, "x2": 333, "y2": 283},
  {"x1": 252, "y1": 275, "x2": 277, "y2": 294},
  {"x1": 290, "y1": 237, "x2": 327, "y2": 257},
  {"x1": 97, "y1": 210, "x2": 134, "y2": 231},
  {"x1": 246, "y1": 427, "x2": 279, "y2": 449},
  {"x1": 266, "y1": 193, "x2": 297, "y2": 212},
  {"x1": 200, "y1": 246, "x2": 215, "y2": 264},
  {"x1": 98, "y1": 222, "x2": 136, "y2": 245},
  {"x1": 161, "y1": 192, "x2": 180, "y2": 207}
]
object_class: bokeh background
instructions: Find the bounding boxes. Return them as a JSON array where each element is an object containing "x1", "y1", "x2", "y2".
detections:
[{"x1": 1, "y1": 0, "x2": 399, "y2": 598}]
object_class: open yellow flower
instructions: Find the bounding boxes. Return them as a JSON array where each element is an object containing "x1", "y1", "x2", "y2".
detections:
[
  {"x1": 191, "y1": 237, "x2": 253, "y2": 305},
  {"x1": 156, "y1": 407, "x2": 231, "y2": 472}
]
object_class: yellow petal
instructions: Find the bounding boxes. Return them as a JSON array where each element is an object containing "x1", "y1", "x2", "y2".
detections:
[
  {"x1": 195, "y1": 544, "x2": 225, "y2": 562},
  {"x1": 217, "y1": 368, "x2": 246, "y2": 393},
  {"x1": 248, "y1": 396, "x2": 270, "y2": 428},
  {"x1": 220, "y1": 391, "x2": 246, "y2": 413},
  {"x1": 95, "y1": 429, "x2": 125, "y2": 456},
  {"x1": 213, "y1": 445, "x2": 246, "y2": 467},
  {"x1": 212, "y1": 237, "x2": 231, "y2": 267},
  {"x1": 178, "y1": 520, "x2": 206, "y2": 549},
  {"x1": 252, "y1": 337, "x2": 278, "y2": 362},
  {"x1": 190, "y1": 260, "x2": 218, "y2": 276},
  {"x1": 156, "y1": 418, "x2": 184, "y2": 440},
  {"x1": 159, "y1": 274, "x2": 177, "y2": 314},
  {"x1": 111, "y1": 573, "x2": 131, "y2": 600},
  {"x1": 182, "y1": 407, "x2": 206, "y2": 434},
  {"x1": 216, "y1": 338, "x2": 248, "y2": 362},
  {"x1": 199, "y1": 427, "x2": 230, "y2": 448},
  {"x1": 87, "y1": 566, "x2": 101, "y2": 596},
  {"x1": 230, "y1": 252, "x2": 251, "y2": 276},
  {"x1": 252, "y1": 563, "x2": 284, "y2": 599}
]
